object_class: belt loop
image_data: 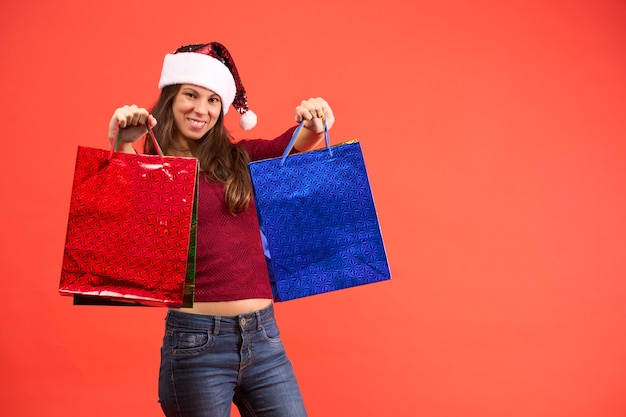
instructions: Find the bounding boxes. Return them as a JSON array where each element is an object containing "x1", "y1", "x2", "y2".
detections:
[
  {"x1": 213, "y1": 316, "x2": 221, "y2": 336},
  {"x1": 255, "y1": 310, "x2": 262, "y2": 330}
]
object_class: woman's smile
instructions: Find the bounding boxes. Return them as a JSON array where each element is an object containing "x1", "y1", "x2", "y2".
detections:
[{"x1": 187, "y1": 118, "x2": 207, "y2": 130}]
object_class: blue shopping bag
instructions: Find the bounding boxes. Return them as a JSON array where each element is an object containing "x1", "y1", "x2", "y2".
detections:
[{"x1": 248, "y1": 121, "x2": 391, "y2": 301}]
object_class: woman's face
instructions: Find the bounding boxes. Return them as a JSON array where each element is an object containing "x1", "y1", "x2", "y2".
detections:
[{"x1": 172, "y1": 84, "x2": 223, "y2": 142}]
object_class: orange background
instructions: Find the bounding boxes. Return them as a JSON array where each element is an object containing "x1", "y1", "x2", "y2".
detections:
[{"x1": 2, "y1": 0, "x2": 626, "y2": 416}]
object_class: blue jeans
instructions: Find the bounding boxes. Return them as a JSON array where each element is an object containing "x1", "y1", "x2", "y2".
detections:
[{"x1": 158, "y1": 304, "x2": 308, "y2": 417}]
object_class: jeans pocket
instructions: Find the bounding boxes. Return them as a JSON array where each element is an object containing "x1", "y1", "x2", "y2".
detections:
[
  {"x1": 172, "y1": 329, "x2": 212, "y2": 353},
  {"x1": 261, "y1": 321, "x2": 283, "y2": 345}
]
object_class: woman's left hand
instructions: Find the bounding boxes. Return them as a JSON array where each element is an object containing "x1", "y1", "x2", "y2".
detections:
[{"x1": 295, "y1": 97, "x2": 335, "y2": 133}]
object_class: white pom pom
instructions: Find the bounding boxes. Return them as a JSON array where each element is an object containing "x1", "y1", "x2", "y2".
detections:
[{"x1": 239, "y1": 110, "x2": 257, "y2": 130}]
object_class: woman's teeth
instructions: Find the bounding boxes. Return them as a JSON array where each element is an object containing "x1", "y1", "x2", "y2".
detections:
[{"x1": 188, "y1": 119, "x2": 206, "y2": 129}]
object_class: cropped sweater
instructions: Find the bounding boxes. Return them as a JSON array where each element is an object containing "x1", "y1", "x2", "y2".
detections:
[{"x1": 192, "y1": 127, "x2": 296, "y2": 302}]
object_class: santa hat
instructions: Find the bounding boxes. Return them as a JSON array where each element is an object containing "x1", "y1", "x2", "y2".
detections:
[{"x1": 158, "y1": 42, "x2": 257, "y2": 130}]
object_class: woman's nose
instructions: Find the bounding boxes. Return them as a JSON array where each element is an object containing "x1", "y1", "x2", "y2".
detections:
[{"x1": 194, "y1": 101, "x2": 209, "y2": 114}]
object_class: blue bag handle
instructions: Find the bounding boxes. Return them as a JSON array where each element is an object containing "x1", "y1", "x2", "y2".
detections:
[{"x1": 279, "y1": 116, "x2": 332, "y2": 166}]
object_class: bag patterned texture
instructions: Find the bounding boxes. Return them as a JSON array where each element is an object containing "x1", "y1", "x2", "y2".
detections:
[
  {"x1": 249, "y1": 122, "x2": 391, "y2": 301},
  {"x1": 59, "y1": 132, "x2": 198, "y2": 307}
]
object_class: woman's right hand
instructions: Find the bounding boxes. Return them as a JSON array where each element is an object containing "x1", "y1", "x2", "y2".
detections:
[{"x1": 108, "y1": 105, "x2": 157, "y2": 144}]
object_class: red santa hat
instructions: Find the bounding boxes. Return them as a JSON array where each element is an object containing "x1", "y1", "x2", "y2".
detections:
[{"x1": 158, "y1": 42, "x2": 257, "y2": 130}]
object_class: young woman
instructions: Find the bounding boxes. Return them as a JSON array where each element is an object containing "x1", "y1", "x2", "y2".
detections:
[{"x1": 107, "y1": 42, "x2": 334, "y2": 417}]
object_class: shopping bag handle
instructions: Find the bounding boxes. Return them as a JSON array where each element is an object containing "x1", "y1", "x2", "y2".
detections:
[
  {"x1": 110, "y1": 122, "x2": 165, "y2": 160},
  {"x1": 280, "y1": 117, "x2": 332, "y2": 166}
]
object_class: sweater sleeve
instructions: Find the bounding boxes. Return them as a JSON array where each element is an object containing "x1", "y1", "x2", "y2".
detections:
[{"x1": 239, "y1": 126, "x2": 298, "y2": 162}]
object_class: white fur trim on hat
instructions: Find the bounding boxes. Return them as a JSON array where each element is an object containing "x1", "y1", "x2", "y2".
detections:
[{"x1": 158, "y1": 52, "x2": 236, "y2": 114}]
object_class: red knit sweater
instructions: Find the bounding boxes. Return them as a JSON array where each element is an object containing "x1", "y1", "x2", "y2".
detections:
[{"x1": 192, "y1": 127, "x2": 296, "y2": 302}]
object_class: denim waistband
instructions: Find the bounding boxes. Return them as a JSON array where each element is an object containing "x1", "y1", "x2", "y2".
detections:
[{"x1": 165, "y1": 303, "x2": 275, "y2": 334}]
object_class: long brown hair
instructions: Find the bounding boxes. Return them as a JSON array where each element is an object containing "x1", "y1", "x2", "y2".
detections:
[{"x1": 145, "y1": 84, "x2": 252, "y2": 215}]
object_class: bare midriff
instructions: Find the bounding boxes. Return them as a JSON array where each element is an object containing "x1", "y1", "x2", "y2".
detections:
[{"x1": 176, "y1": 299, "x2": 273, "y2": 316}]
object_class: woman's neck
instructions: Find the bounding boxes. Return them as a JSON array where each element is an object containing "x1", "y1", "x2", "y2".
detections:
[{"x1": 169, "y1": 132, "x2": 198, "y2": 157}]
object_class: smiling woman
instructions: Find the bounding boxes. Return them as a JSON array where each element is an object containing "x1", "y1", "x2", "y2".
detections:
[
  {"x1": 172, "y1": 85, "x2": 222, "y2": 145},
  {"x1": 105, "y1": 41, "x2": 336, "y2": 417}
]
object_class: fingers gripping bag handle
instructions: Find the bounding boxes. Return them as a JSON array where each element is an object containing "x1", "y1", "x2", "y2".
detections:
[{"x1": 109, "y1": 122, "x2": 164, "y2": 160}]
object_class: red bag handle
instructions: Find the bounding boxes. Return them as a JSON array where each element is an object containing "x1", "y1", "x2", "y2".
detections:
[{"x1": 110, "y1": 122, "x2": 165, "y2": 160}]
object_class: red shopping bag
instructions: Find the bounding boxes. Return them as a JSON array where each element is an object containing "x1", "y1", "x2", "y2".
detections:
[{"x1": 59, "y1": 126, "x2": 198, "y2": 307}]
